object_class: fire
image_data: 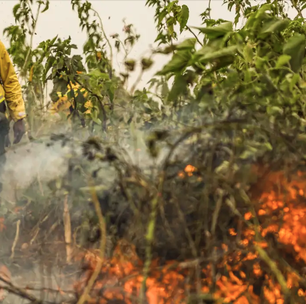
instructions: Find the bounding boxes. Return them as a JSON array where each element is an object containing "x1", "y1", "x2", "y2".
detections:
[
  {"x1": 178, "y1": 164, "x2": 197, "y2": 178},
  {"x1": 72, "y1": 170, "x2": 306, "y2": 303},
  {"x1": 1, "y1": 169, "x2": 306, "y2": 303},
  {"x1": 74, "y1": 241, "x2": 189, "y2": 304}
]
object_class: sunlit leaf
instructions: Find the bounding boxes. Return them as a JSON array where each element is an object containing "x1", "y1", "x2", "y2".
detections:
[
  {"x1": 275, "y1": 54, "x2": 291, "y2": 69},
  {"x1": 267, "y1": 106, "x2": 283, "y2": 115}
]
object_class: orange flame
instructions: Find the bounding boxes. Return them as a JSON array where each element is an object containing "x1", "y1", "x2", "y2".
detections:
[{"x1": 73, "y1": 170, "x2": 306, "y2": 304}]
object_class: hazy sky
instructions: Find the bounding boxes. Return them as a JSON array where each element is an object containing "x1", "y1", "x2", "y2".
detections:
[{"x1": 0, "y1": 1, "x2": 297, "y2": 90}]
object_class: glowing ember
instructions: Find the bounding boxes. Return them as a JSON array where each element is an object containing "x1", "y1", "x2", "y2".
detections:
[{"x1": 178, "y1": 164, "x2": 197, "y2": 178}]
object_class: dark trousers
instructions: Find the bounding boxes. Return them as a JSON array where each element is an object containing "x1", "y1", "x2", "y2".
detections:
[{"x1": 0, "y1": 102, "x2": 10, "y2": 192}]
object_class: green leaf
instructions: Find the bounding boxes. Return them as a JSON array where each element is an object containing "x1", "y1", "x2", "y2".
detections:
[
  {"x1": 41, "y1": 0, "x2": 50, "y2": 13},
  {"x1": 267, "y1": 106, "x2": 283, "y2": 115},
  {"x1": 156, "y1": 50, "x2": 191, "y2": 75},
  {"x1": 161, "y1": 81, "x2": 169, "y2": 98},
  {"x1": 244, "y1": 15, "x2": 256, "y2": 30},
  {"x1": 199, "y1": 45, "x2": 237, "y2": 63},
  {"x1": 215, "y1": 161, "x2": 239, "y2": 175},
  {"x1": 91, "y1": 116, "x2": 102, "y2": 125},
  {"x1": 141, "y1": 58, "x2": 154, "y2": 70},
  {"x1": 290, "y1": 73, "x2": 300, "y2": 91},
  {"x1": 178, "y1": 5, "x2": 189, "y2": 33},
  {"x1": 283, "y1": 34, "x2": 306, "y2": 73},
  {"x1": 90, "y1": 110, "x2": 102, "y2": 125},
  {"x1": 297, "y1": 134, "x2": 306, "y2": 141},
  {"x1": 106, "y1": 83, "x2": 115, "y2": 103},
  {"x1": 67, "y1": 89, "x2": 75, "y2": 100},
  {"x1": 259, "y1": 18, "x2": 290, "y2": 36},
  {"x1": 167, "y1": 74, "x2": 187, "y2": 101},
  {"x1": 300, "y1": 80, "x2": 306, "y2": 88},
  {"x1": 275, "y1": 54, "x2": 291, "y2": 68},
  {"x1": 193, "y1": 45, "x2": 215, "y2": 58},
  {"x1": 158, "y1": 9, "x2": 167, "y2": 26},
  {"x1": 243, "y1": 43, "x2": 253, "y2": 63},
  {"x1": 239, "y1": 147, "x2": 257, "y2": 160},
  {"x1": 12, "y1": 4, "x2": 20, "y2": 18},
  {"x1": 256, "y1": 3, "x2": 272, "y2": 17},
  {"x1": 263, "y1": 142, "x2": 273, "y2": 151},
  {"x1": 255, "y1": 56, "x2": 267, "y2": 69},
  {"x1": 89, "y1": 69, "x2": 109, "y2": 79},
  {"x1": 191, "y1": 22, "x2": 233, "y2": 40},
  {"x1": 176, "y1": 38, "x2": 196, "y2": 50}
]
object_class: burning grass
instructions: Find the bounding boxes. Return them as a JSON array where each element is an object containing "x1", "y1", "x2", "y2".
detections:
[
  {"x1": 72, "y1": 169, "x2": 306, "y2": 304},
  {"x1": 2, "y1": 137, "x2": 306, "y2": 304}
]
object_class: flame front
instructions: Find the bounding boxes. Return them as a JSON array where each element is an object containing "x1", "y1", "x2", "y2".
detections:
[{"x1": 73, "y1": 170, "x2": 306, "y2": 303}]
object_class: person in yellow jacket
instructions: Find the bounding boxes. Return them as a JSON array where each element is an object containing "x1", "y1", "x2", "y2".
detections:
[
  {"x1": 0, "y1": 40, "x2": 26, "y2": 191},
  {"x1": 0, "y1": 40, "x2": 26, "y2": 146}
]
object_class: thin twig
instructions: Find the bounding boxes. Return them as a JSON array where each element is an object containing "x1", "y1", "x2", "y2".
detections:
[
  {"x1": 130, "y1": 69, "x2": 144, "y2": 95},
  {"x1": 22, "y1": 1, "x2": 41, "y2": 77},
  {"x1": 186, "y1": 26, "x2": 203, "y2": 46},
  {"x1": 92, "y1": 8, "x2": 113, "y2": 75},
  {"x1": 10, "y1": 219, "x2": 20, "y2": 260},
  {"x1": 291, "y1": 0, "x2": 304, "y2": 18},
  {"x1": 63, "y1": 194, "x2": 72, "y2": 264},
  {"x1": 0, "y1": 275, "x2": 42, "y2": 303}
]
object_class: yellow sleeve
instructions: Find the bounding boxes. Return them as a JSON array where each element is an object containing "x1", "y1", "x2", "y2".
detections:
[{"x1": 0, "y1": 40, "x2": 26, "y2": 121}]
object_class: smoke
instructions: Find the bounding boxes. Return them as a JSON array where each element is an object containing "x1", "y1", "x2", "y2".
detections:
[
  {"x1": 0, "y1": 99, "x2": 201, "y2": 203},
  {"x1": 0, "y1": 139, "x2": 70, "y2": 202},
  {"x1": 0, "y1": 129, "x2": 164, "y2": 205},
  {"x1": 0, "y1": 100, "x2": 202, "y2": 303}
]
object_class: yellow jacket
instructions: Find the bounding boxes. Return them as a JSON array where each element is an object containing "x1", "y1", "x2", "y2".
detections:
[
  {"x1": 0, "y1": 40, "x2": 26, "y2": 121},
  {"x1": 49, "y1": 82, "x2": 92, "y2": 116}
]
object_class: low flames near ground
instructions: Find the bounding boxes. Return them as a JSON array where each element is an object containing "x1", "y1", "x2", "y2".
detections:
[
  {"x1": 2, "y1": 166, "x2": 306, "y2": 303},
  {"x1": 73, "y1": 167, "x2": 306, "y2": 304}
]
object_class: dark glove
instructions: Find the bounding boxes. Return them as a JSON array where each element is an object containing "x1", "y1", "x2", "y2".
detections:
[{"x1": 13, "y1": 119, "x2": 26, "y2": 144}]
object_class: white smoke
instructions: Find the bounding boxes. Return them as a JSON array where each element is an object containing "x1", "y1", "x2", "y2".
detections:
[{"x1": 0, "y1": 139, "x2": 71, "y2": 202}]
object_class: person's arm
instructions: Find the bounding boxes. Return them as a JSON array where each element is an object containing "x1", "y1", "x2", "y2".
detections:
[
  {"x1": 0, "y1": 40, "x2": 26, "y2": 121},
  {"x1": 0, "y1": 40, "x2": 26, "y2": 144}
]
